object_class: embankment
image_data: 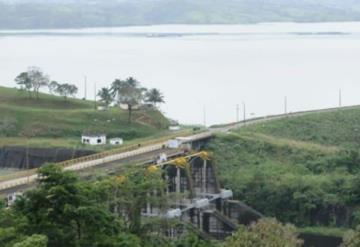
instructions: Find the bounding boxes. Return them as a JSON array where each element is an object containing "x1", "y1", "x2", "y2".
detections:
[{"x1": 0, "y1": 147, "x2": 95, "y2": 169}]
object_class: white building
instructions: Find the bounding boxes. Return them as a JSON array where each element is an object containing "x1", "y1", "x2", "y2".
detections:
[
  {"x1": 169, "y1": 125, "x2": 181, "y2": 131},
  {"x1": 109, "y1": 138, "x2": 123, "y2": 145},
  {"x1": 168, "y1": 119, "x2": 181, "y2": 131},
  {"x1": 82, "y1": 133, "x2": 107, "y2": 145}
]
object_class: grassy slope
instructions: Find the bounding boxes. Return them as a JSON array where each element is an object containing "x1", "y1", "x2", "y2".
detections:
[
  {"x1": 0, "y1": 86, "x2": 170, "y2": 148},
  {"x1": 207, "y1": 107, "x2": 360, "y2": 236},
  {"x1": 244, "y1": 108, "x2": 360, "y2": 149}
]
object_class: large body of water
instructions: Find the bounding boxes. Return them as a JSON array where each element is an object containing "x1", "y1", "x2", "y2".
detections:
[{"x1": 1, "y1": 22, "x2": 360, "y2": 125}]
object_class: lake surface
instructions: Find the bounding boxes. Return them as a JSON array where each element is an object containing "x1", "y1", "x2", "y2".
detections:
[{"x1": 2, "y1": 22, "x2": 360, "y2": 125}]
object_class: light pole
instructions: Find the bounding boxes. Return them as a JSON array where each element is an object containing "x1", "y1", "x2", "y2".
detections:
[
  {"x1": 94, "y1": 82, "x2": 97, "y2": 110},
  {"x1": 284, "y1": 96, "x2": 288, "y2": 115},
  {"x1": 203, "y1": 106, "x2": 207, "y2": 128},
  {"x1": 339, "y1": 89, "x2": 342, "y2": 108},
  {"x1": 236, "y1": 104, "x2": 240, "y2": 122},
  {"x1": 242, "y1": 101, "x2": 246, "y2": 125},
  {"x1": 84, "y1": 76, "x2": 87, "y2": 100}
]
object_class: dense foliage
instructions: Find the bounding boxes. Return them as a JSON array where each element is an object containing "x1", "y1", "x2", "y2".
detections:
[
  {"x1": 207, "y1": 129, "x2": 360, "y2": 229},
  {"x1": 342, "y1": 225, "x2": 360, "y2": 247},
  {"x1": 224, "y1": 218, "x2": 302, "y2": 247},
  {"x1": 0, "y1": 164, "x2": 215, "y2": 247}
]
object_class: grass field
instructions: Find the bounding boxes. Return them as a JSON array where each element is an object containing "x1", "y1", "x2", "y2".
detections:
[
  {"x1": 0, "y1": 86, "x2": 170, "y2": 149},
  {"x1": 207, "y1": 106, "x2": 360, "y2": 237},
  {"x1": 239, "y1": 107, "x2": 360, "y2": 149}
]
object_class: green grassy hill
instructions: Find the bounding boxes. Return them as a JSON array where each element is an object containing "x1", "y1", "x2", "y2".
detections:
[
  {"x1": 0, "y1": 86, "x2": 170, "y2": 148},
  {"x1": 244, "y1": 108, "x2": 360, "y2": 149},
  {"x1": 207, "y1": 107, "x2": 360, "y2": 236}
]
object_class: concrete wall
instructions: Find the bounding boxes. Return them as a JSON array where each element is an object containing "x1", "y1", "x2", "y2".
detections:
[{"x1": 0, "y1": 147, "x2": 95, "y2": 169}]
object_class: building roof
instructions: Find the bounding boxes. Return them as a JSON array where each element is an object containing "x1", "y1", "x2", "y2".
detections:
[{"x1": 82, "y1": 132, "x2": 106, "y2": 137}]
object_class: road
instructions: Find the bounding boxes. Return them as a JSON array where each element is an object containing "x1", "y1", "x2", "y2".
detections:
[{"x1": 0, "y1": 104, "x2": 355, "y2": 195}]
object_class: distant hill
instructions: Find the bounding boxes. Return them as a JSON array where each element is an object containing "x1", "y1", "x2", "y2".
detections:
[
  {"x1": 1, "y1": 0, "x2": 360, "y2": 29},
  {"x1": 0, "y1": 86, "x2": 169, "y2": 148}
]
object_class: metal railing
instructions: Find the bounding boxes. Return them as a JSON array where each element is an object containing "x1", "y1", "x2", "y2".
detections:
[{"x1": 0, "y1": 129, "x2": 210, "y2": 187}]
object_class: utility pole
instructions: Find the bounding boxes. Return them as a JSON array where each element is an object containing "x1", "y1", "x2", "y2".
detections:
[
  {"x1": 242, "y1": 101, "x2": 246, "y2": 125},
  {"x1": 339, "y1": 89, "x2": 342, "y2": 108},
  {"x1": 236, "y1": 104, "x2": 240, "y2": 122},
  {"x1": 203, "y1": 106, "x2": 207, "y2": 128},
  {"x1": 94, "y1": 82, "x2": 97, "y2": 110},
  {"x1": 284, "y1": 96, "x2": 288, "y2": 115},
  {"x1": 84, "y1": 76, "x2": 87, "y2": 100},
  {"x1": 26, "y1": 138, "x2": 29, "y2": 183}
]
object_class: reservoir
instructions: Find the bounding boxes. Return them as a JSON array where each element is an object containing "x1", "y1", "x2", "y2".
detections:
[{"x1": 1, "y1": 22, "x2": 360, "y2": 125}]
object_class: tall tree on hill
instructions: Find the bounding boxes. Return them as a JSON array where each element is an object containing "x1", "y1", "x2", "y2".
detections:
[
  {"x1": 97, "y1": 87, "x2": 113, "y2": 108},
  {"x1": 111, "y1": 77, "x2": 146, "y2": 123},
  {"x1": 55, "y1": 83, "x2": 78, "y2": 101},
  {"x1": 145, "y1": 88, "x2": 165, "y2": 107},
  {"x1": 15, "y1": 72, "x2": 33, "y2": 98},
  {"x1": 27, "y1": 67, "x2": 49, "y2": 100},
  {"x1": 48, "y1": 81, "x2": 59, "y2": 95}
]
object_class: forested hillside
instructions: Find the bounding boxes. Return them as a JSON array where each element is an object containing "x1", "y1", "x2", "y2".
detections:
[
  {"x1": 1, "y1": 0, "x2": 360, "y2": 29},
  {"x1": 207, "y1": 107, "x2": 360, "y2": 236}
]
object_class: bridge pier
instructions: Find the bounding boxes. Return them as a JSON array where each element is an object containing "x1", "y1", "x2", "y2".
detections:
[{"x1": 142, "y1": 153, "x2": 263, "y2": 240}]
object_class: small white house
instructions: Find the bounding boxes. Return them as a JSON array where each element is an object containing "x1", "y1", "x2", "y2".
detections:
[
  {"x1": 168, "y1": 119, "x2": 181, "y2": 131},
  {"x1": 169, "y1": 125, "x2": 181, "y2": 131},
  {"x1": 82, "y1": 133, "x2": 107, "y2": 145},
  {"x1": 110, "y1": 138, "x2": 123, "y2": 145},
  {"x1": 97, "y1": 106, "x2": 107, "y2": 111}
]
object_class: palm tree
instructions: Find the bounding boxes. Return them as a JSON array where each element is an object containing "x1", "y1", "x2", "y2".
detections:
[
  {"x1": 145, "y1": 88, "x2": 165, "y2": 107},
  {"x1": 111, "y1": 77, "x2": 145, "y2": 123}
]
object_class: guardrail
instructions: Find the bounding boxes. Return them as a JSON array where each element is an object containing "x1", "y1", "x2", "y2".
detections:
[{"x1": 0, "y1": 129, "x2": 210, "y2": 187}]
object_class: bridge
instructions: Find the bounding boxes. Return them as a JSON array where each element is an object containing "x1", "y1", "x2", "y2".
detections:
[
  {"x1": 0, "y1": 105, "x2": 355, "y2": 239},
  {"x1": 142, "y1": 151, "x2": 262, "y2": 239},
  {"x1": 1, "y1": 104, "x2": 352, "y2": 195}
]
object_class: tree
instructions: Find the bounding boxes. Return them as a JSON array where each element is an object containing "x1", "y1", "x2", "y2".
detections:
[
  {"x1": 13, "y1": 164, "x2": 117, "y2": 247},
  {"x1": 55, "y1": 83, "x2": 78, "y2": 100},
  {"x1": 13, "y1": 234, "x2": 48, "y2": 247},
  {"x1": 111, "y1": 77, "x2": 146, "y2": 123},
  {"x1": 106, "y1": 167, "x2": 167, "y2": 235},
  {"x1": 15, "y1": 72, "x2": 32, "y2": 98},
  {"x1": 48, "y1": 81, "x2": 59, "y2": 95},
  {"x1": 97, "y1": 87, "x2": 113, "y2": 108},
  {"x1": 224, "y1": 218, "x2": 303, "y2": 247},
  {"x1": 27, "y1": 67, "x2": 49, "y2": 100},
  {"x1": 342, "y1": 226, "x2": 360, "y2": 247},
  {"x1": 145, "y1": 88, "x2": 165, "y2": 107}
]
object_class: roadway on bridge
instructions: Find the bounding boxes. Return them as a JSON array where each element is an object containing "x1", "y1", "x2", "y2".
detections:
[{"x1": 0, "y1": 104, "x2": 354, "y2": 195}]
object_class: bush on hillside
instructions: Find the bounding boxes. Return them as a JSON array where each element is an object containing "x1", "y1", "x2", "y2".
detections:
[{"x1": 224, "y1": 218, "x2": 303, "y2": 247}]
